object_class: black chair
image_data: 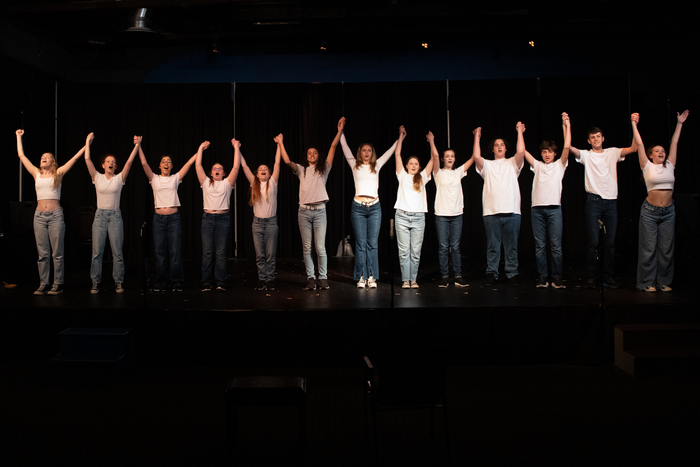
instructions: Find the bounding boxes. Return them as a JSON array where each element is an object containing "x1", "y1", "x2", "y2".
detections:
[{"x1": 363, "y1": 346, "x2": 450, "y2": 455}]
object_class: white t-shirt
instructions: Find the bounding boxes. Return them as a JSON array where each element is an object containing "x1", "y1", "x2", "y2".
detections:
[
  {"x1": 476, "y1": 157, "x2": 522, "y2": 216},
  {"x1": 643, "y1": 161, "x2": 675, "y2": 192},
  {"x1": 150, "y1": 174, "x2": 181, "y2": 208},
  {"x1": 93, "y1": 172, "x2": 124, "y2": 210},
  {"x1": 202, "y1": 179, "x2": 233, "y2": 211},
  {"x1": 575, "y1": 148, "x2": 624, "y2": 200},
  {"x1": 394, "y1": 169, "x2": 431, "y2": 213},
  {"x1": 530, "y1": 159, "x2": 567, "y2": 207},
  {"x1": 341, "y1": 134, "x2": 396, "y2": 198},
  {"x1": 434, "y1": 165, "x2": 467, "y2": 216},
  {"x1": 252, "y1": 178, "x2": 278, "y2": 218},
  {"x1": 295, "y1": 162, "x2": 330, "y2": 205}
]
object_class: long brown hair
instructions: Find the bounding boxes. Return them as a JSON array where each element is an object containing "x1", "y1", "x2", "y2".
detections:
[
  {"x1": 407, "y1": 156, "x2": 423, "y2": 192},
  {"x1": 355, "y1": 144, "x2": 378, "y2": 174},
  {"x1": 249, "y1": 165, "x2": 271, "y2": 206}
]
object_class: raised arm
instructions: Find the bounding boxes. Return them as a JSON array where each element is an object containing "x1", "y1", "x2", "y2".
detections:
[
  {"x1": 568, "y1": 114, "x2": 581, "y2": 160},
  {"x1": 57, "y1": 136, "x2": 89, "y2": 176},
  {"x1": 15, "y1": 129, "x2": 40, "y2": 178},
  {"x1": 240, "y1": 153, "x2": 255, "y2": 184},
  {"x1": 668, "y1": 110, "x2": 689, "y2": 167},
  {"x1": 271, "y1": 141, "x2": 282, "y2": 184},
  {"x1": 138, "y1": 142, "x2": 154, "y2": 180},
  {"x1": 395, "y1": 126, "x2": 407, "y2": 175},
  {"x1": 472, "y1": 127, "x2": 484, "y2": 172},
  {"x1": 326, "y1": 117, "x2": 345, "y2": 167},
  {"x1": 560, "y1": 112, "x2": 571, "y2": 167},
  {"x1": 514, "y1": 122, "x2": 526, "y2": 169},
  {"x1": 84, "y1": 132, "x2": 97, "y2": 180},
  {"x1": 194, "y1": 140, "x2": 210, "y2": 185},
  {"x1": 340, "y1": 132, "x2": 356, "y2": 167},
  {"x1": 630, "y1": 113, "x2": 647, "y2": 169},
  {"x1": 620, "y1": 114, "x2": 639, "y2": 158},
  {"x1": 427, "y1": 131, "x2": 440, "y2": 176},
  {"x1": 177, "y1": 149, "x2": 199, "y2": 180},
  {"x1": 275, "y1": 133, "x2": 296, "y2": 172},
  {"x1": 120, "y1": 136, "x2": 141, "y2": 181},
  {"x1": 228, "y1": 139, "x2": 241, "y2": 187},
  {"x1": 515, "y1": 121, "x2": 532, "y2": 168}
]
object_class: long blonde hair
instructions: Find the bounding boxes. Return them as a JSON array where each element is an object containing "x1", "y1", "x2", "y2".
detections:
[
  {"x1": 42, "y1": 152, "x2": 63, "y2": 190},
  {"x1": 407, "y1": 156, "x2": 423, "y2": 192}
]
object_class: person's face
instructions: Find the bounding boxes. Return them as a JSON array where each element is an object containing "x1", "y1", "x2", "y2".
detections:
[
  {"x1": 649, "y1": 145, "x2": 666, "y2": 165},
  {"x1": 493, "y1": 139, "x2": 506, "y2": 159},
  {"x1": 307, "y1": 148, "x2": 319, "y2": 165},
  {"x1": 442, "y1": 150, "x2": 455, "y2": 169},
  {"x1": 361, "y1": 145, "x2": 373, "y2": 163},
  {"x1": 256, "y1": 165, "x2": 270, "y2": 182},
  {"x1": 406, "y1": 157, "x2": 420, "y2": 175},
  {"x1": 541, "y1": 149, "x2": 557, "y2": 164},
  {"x1": 159, "y1": 157, "x2": 173, "y2": 175},
  {"x1": 102, "y1": 156, "x2": 117, "y2": 173},
  {"x1": 40, "y1": 153, "x2": 54, "y2": 169},
  {"x1": 587, "y1": 132, "x2": 604, "y2": 150},
  {"x1": 211, "y1": 164, "x2": 225, "y2": 181}
]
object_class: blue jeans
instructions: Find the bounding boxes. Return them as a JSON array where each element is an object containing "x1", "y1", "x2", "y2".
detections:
[
  {"x1": 483, "y1": 213, "x2": 520, "y2": 280},
  {"x1": 201, "y1": 212, "x2": 230, "y2": 287},
  {"x1": 253, "y1": 216, "x2": 279, "y2": 282},
  {"x1": 351, "y1": 200, "x2": 382, "y2": 281},
  {"x1": 395, "y1": 210, "x2": 426, "y2": 282},
  {"x1": 298, "y1": 206, "x2": 327, "y2": 279},
  {"x1": 33, "y1": 207, "x2": 65, "y2": 285},
  {"x1": 585, "y1": 194, "x2": 617, "y2": 280},
  {"x1": 153, "y1": 212, "x2": 184, "y2": 288},
  {"x1": 435, "y1": 214, "x2": 463, "y2": 278},
  {"x1": 531, "y1": 206, "x2": 563, "y2": 279},
  {"x1": 637, "y1": 200, "x2": 674, "y2": 289},
  {"x1": 91, "y1": 209, "x2": 125, "y2": 284}
]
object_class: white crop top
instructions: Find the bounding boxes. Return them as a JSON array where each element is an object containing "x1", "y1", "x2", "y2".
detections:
[
  {"x1": 643, "y1": 161, "x2": 675, "y2": 192},
  {"x1": 341, "y1": 134, "x2": 397, "y2": 198},
  {"x1": 35, "y1": 175, "x2": 61, "y2": 200},
  {"x1": 94, "y1": 173, "x2": 124, "y2": 210},
  {"x1": 202, "y1": 179, "x2": 233, "y2": 211}
]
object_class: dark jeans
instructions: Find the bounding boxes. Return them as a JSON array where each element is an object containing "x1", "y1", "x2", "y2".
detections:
[
  {"x1": 201, "y1": 212, "x2": 230, "y2": 287},
  {"x1": 585, "y1": 193, "x2": 617, "y2": 280},
  {"x1": 153, "y1": 212, "x2": 184, "y2": 288}
]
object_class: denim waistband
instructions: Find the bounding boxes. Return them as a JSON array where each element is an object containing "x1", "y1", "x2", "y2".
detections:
[
  {"x1": 299, "y1": 203, "x2": 326, "y2": 210},
  {"x1": 354, "y1": 198, "x2": 379, "y2": 207},
  {"x1": 642, "y1": 199, "x2": 674, "y2": 212}
]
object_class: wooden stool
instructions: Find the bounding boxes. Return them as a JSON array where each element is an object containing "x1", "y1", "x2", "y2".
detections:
[{"x1": 225, "y1": 376, "x2": 307, "y2": 458}]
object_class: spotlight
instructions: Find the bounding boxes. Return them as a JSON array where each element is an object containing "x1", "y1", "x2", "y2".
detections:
[
  {"x1": 529, "y1": 40, "x2": 535, "y2": 47},
  {"x1": 421, "y1": 43, "x2": 428, "y2": 49}
]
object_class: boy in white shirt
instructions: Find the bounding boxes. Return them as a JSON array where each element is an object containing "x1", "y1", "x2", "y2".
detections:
[{"x1": 570, "y1": 121, "x2": 637, "y2": 288}]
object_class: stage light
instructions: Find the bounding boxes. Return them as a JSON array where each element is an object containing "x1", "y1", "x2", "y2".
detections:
[
  {"x1": 422, "y1": 43, "x2": 428, "y2": 48},
  {"x1": 529, "y1": 40, "x2": 535, "y2": 47}
]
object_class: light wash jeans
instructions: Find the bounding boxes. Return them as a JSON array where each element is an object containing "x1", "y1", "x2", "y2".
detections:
[
  {"x1": 201, "y1": 212, "x2": 230, "y2": 287},
  {"x1": 435, "y1": 214, "x2": 463, "y2": 278},
  {"x1": 351, "y1": 200, "x2": 382, "y2": 281},
  {"x1": 253, "y1": 216, "x2": 279, "y2": 282},
  {"x1": 91, "y1": 209, "x2": 125, "y2": 284},
  {"x1": 153, "y1": 212, "x2": 184, "y2": 289},
  {"x1": 636, "y1": 200, "x2": 674, "y2": 289},
  {"x1": 483, "y1": 213, "x2": 521, "y2": 280},
  {"x1": 531, "y1": 206, "x2": 563, "y2": 279},
  {"x1": 34, "y1": 207, "x2": 65, "y2": 285},
  {"x1": 395, "y1": 209, "x2": 426, "y2": 282},
  {"x1": 298, "y1": 206, "x2": 327, "y2": 279}
]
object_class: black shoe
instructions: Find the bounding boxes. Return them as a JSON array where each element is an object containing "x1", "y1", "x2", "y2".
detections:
[
  {"x1": 173, "y1": 285, "x2": 183, "y2": 292},
  {"x1": 317, "y1": 279, "x2": 329, "y2": 289},
  {"x1": 265, "y1": 281, "x2": 276, "y2": 290},
  {"x1": 551, "y1": 277, "x2": 566, "y2": 289},
  {"x1": 255, "y1": 281, "x2": 267, "y2": 291},
  {"x1": 604, "y1": 277, "x2": 621, "y2": 288},
  {"x1": 304, "y1": 278, "x2": 316, "y2": 290},
  {"x1": 536, "y1": 277, "x2": 548, "y2": 288},
  {"x1": 485, "y1": 274, "x2": 498, "y2": 286},
  {"x1": 216, "y1": 285, "x2": 226, "y2": 292},
  {"x1": 438, "y1": 277, "x2": 449, "y2": 288},
  {"x1": 202, "y1": 284, "x2": 212, "y2": 292},
  {"x1": 507, "y1": 275, "x2": 521, "y2": 287},
  {"x1": 454, "y1": 276, "x2": 469, "y2": 288}
]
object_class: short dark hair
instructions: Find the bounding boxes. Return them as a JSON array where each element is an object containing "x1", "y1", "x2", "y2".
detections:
[
  {"x1": 488, "y1": 138, "x2": 509, "y2": 153},
  {"x1": 539, "y1": 140, "x2": 558, "y2": 153},
  {"x1": 586, "y1": 127, "x2": 604, "y2": 138}
]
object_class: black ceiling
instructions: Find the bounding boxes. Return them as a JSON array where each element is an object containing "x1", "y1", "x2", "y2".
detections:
[{"x1": 1, "y1": 1, "x2": 691, "y2": 53}]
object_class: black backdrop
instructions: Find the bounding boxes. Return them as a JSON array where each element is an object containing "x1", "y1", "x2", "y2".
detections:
[{"x1": 4, "y1": 65, "x2": 697, "y2": 283}]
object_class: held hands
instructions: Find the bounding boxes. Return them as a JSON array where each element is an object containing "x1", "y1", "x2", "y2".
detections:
[
  {"x1": 200, "y1": 141, "x2": 210, "y2": 151},
  {"x1": 562, "y1": 112, "x2": 570, "y2": 129},
  {"x1": 338, "y1": 117, "x2": 346, "y2": 132},
  {"x1": 678, "y1": 110, "x2": 690, "y2": 123},
  {"x1": 273, "y1": 133, "x2": 283, "y2": 144},
  {"x1": 16, "y1": 129, "x2": 24, "y2": 137},
  {"x1": 631, "y1": 113, "x2": 640, "y2": 125},
  {"x1": 426, "y1": 131, "x2": 434, "y2": 143},
  {"x1": 231, "y1": 138, "x2": 241, "y2": 150},
  {"x1": 398, "y1": 125, "x2": 407, "y2": 140},
  {"x1": 516, "y1": 122, "x2": 526, "y2": 133},
  {"x1": 473, "y1": 127, "x2": 481, "y2": 139},
  {"x1": 133, "y1": 135, "x2": 143, "y2": 145},
  {"x1": 86, "y1": 132, "x2": 95, "y2": 145}
]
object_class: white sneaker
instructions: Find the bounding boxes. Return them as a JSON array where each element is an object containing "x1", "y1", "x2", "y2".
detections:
[
  {"x1": 410, "y1": 280, "x2": 419, "y2": 289},
  {"x1": 402, "y1": 280, "x2": 411, "y2": 289},
  {"x1": 357, "y1": 276, "x2": 366, "y2": 288},
  {"x1": 367, "y1": 276, "x2": 377, "y2": 288}
]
